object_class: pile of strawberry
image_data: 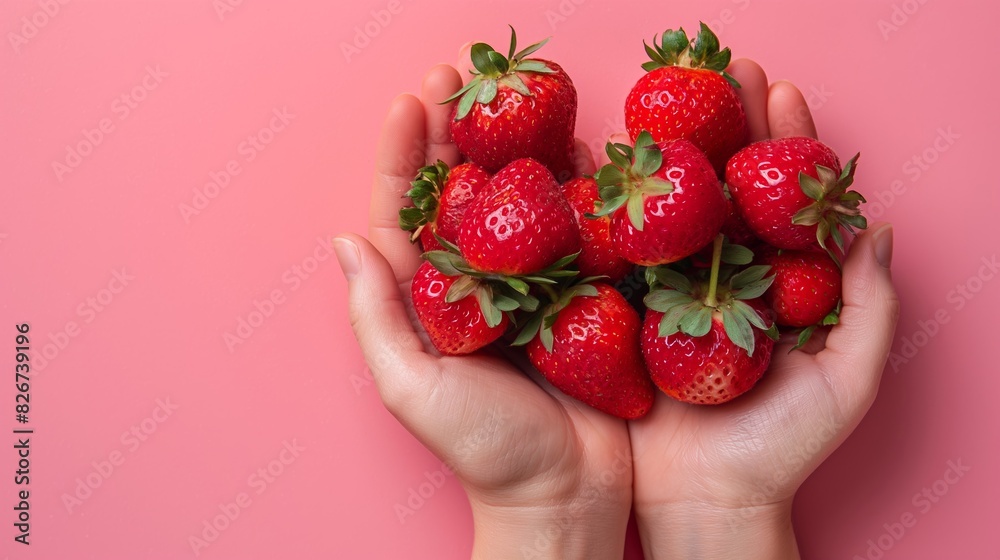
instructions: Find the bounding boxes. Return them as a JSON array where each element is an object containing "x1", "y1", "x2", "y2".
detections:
[{"x1": 398, "y1": 25, "x2": 866, "y2": 419}]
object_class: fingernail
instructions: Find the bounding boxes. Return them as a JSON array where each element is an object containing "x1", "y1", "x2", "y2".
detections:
[
  {"x1": 873, "y1": 225, "x2": 893, "y2": 269},
  {"x1": 333, "y1": 238, "x2": 360, "y2": 281}
]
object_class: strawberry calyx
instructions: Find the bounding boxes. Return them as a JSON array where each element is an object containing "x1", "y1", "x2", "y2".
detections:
[
  {"x1": 442, "y1": 26, "x2": 556, "y2": 120},
  {"x1": 589, "y1": 130, "x2": 675, "y2": 232},
  {"x1": 423, "y1": 234, "x2": 580, "y2": 328},
  {"x1": 641, "y1": 22, "x2": 740, "y2": 88},
  {"x1": 644, "y1": 235, "x2": 778, "y2": 356},
  {"x1": 399, "y1": 160, "x2": 450, "y2": 243},
  {"x1": 790, "y1": 153, "x2": 866, "y2": 264},
  {"x1": 511, "y1": 276, "x2": 605, "y2": 352},
  {"x1": 792, "y1": 300, "x2": 841, "y2": 351}
]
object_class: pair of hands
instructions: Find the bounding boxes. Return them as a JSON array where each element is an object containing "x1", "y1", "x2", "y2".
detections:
[{"x1": 336, "y1": 52, "x2": 900, "y2": 559}]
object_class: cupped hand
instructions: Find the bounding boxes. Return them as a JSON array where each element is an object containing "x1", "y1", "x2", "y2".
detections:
[
  {"x1": 625, "y1": 59, "x2": 900, "y2": 560},
  {"x1": 337, "y1": 59, "x2": 632, "y2": 559}
]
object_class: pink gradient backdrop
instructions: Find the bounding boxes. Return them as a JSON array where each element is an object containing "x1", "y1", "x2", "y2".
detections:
[{"x1": 1, "y1": 0, "x2": 997, "y2": 558}]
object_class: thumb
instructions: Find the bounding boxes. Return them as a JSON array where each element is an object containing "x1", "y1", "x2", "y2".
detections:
[
  {"x1": 818, "y1": 223, "x2": 900, "y2": 414},
  {"x1": 334, "y1": 234, "x2": 435, "y2": 409}
]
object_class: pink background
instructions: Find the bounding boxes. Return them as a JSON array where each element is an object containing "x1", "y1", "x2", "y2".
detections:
[{"x1": 2, "y1": 0, "x2": 998, "y2": 558}]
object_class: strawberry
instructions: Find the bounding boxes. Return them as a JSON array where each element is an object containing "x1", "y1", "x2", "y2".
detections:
[
  {"x1": 399, "y1": 160, "x2": 490, "y2": 251},
  {"x1": 726, "y1": 137, "x2": 866, "y2": 256},
  {"x1": 625, "y1": 23, "x2": 748, "y2": 174},
  {"x1": 591, "y1": 132, "x2": 727, "y2": 266},
  {"x1": 445, "y1": 27, "x2": 577, "y2": 182},
  {"x1": 411, "y1": 261, "x2": 512, "y2": 355},
  {"x1": 514, "y1": 282, "x2": 654, "y2": 419},
  {"x1": 562, "y1": 177, "x2": 634, "y2": 283},
  {"x1": 459, "y1": 158, "x2": 580, "y2": 275},
  {"x1": 762, "y1": 249, "x2": 842, "y2": 348},
  {"x1": 641, "y1": 236, "x2": 778, "y2": 405}
]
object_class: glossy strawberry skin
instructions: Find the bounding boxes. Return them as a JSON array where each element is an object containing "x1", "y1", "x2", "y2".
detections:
[
  {"x1": 451, "y1": 61, "x2": 577, "y2": 183},
  {"x1": 610, "y1": 139, "x2": 727, "y2": 266},
  {"x1": 726, "y1": 137, "x2": 842, "y2": 250},
  {"x1": 418, "y1": 163, "x2": 491, "y2": 252},
  {"x1": 762, "y1": 250, "x2": 842, "y2": 327},
  {"x1": 459, "y1": 158, "x2": 580, "y2": 275},
  {"x1": 625, "y1": 67, "x2": 748, "y2": 174},
  {"x1": 527, "y1": 284, "x2": 654, "y2": 419},
  {"x1": 641, "y1": 299, "x2": 774, "y2": 405},
  {"x1": 411, "y1": 261, "x2": 509, "y2": 355},
  {"x1": 562, "y1": 177, "x2": 634, "y2": 283}
]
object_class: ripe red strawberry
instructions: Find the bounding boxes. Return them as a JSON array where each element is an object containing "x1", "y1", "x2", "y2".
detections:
[
  {"x1": 726, "y1": 137, "x2": 866, "y2": 255},
  {"x1": 459, "y1": 158, "x2": 580, "y2": 275},
  {"x1": 762, "y1": 249, "x2": 842, "y2": 328},
  {"x1": 641, "y1": 236, "x2": 778, "y2": 405},
  {"x1": 446, "y1": 28, "x2": 577, "y2": 182},
  {"x1": 411, "y1": 261, "x2": 511, "y2": 355},
  {"x1": 400, "y1": 161, "x2": 490, "y2": 251},
  {"x1": 591, "y1": 132, "x2": 727, "y2": 266},
  {"x1": 625, "y1": 23, "x2": 748, "y2": 174},
  {"x1": 562, "y1": 177, "x2": 634, "y2": 283},
  {"x1": 514, "y1": 282, "x2": 654, "y2": 419}
]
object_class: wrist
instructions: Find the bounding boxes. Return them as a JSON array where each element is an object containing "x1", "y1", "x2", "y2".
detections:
[
  {"x1": 635, "y1": 499, "x2": 799, "y2": 560},
  {"x1": 468, "y1": 487, "x2": 631, "y2": 560}
]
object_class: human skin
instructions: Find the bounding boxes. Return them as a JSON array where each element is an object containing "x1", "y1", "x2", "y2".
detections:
[{"x1": 335, "y1": 50, "x2": 899, "y2": 559}]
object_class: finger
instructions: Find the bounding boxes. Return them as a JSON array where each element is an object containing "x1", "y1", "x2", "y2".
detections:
[
  {"x1": 572, "y1": 138, "x2": 597, "y2": 177},
  {"x1": 369, "y1": 94, "x2": 426, "y2": 285},
  {"x1": 767, "y1": 81, "x2": 818, "y2": 139},
  {"x1": 817, "y1": 223, "x2": 899, "y2": 415},
  {"x1": 597, "y1": 132, "x2": 631, "y2": 166},
  {"x1": 421, "y1": 64, "x2": 463, "y2": 167},
  {"x1": 727, "y1": 58, "x2": 769, "y2": 142},
  {"x1": 456, "y1": 42, "x2": 474, "y2": 85},
  {"x1": 335, "y1": 234, "x2": 437, "y2": 408}
]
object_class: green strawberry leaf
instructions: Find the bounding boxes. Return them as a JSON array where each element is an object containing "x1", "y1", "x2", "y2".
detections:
[
  {"x1": 730, "y1": 265, "x2": 771, "y2": 290},
  {"x1": 722, "y1": 307, "x2": 755, "y2": 357},
  {"x1": 792, "y1": 325, "x2": 817, "y2": 352},
  {"x1": 425, "y1": 250, "x2": 466, "y2": 277},
  {"x1": 477, "y1": 78, "x2": 498, "y2": 104},
  {"x1": 721, "y1": 243, "x2": 754, "y2": 265},
  {"x1": 798, "y1": 172, "x2": 826, "y2": 201},
  {"x1": 733, "y1": 276, "x2": 774, "y2": 301},
  {"x1": 652, "y1": 267, "x2": 692, "y2": 293},
  {"x1": 730, "y1": 300, "x2": 767, "y2": 330},
  {"x1": 445, "y1": 275, "x2": 479, "y2": 303},
  {"x1": 627, "y1": 192, "x2": 645, "y2": 231},
  {"x1": 679, "y1": 306, "x2": 712, "y2": 338},
  {"x1": 476, "y1": 286, "x2": 503, "y2": 328},
  {"x1": 511, "y1": 313, "x2": 543, "y2": 347}
]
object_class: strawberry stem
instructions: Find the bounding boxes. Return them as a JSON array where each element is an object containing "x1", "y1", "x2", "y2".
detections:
[{"x1": 704, "y1": 234, "x2": 725, "y2": 308}]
